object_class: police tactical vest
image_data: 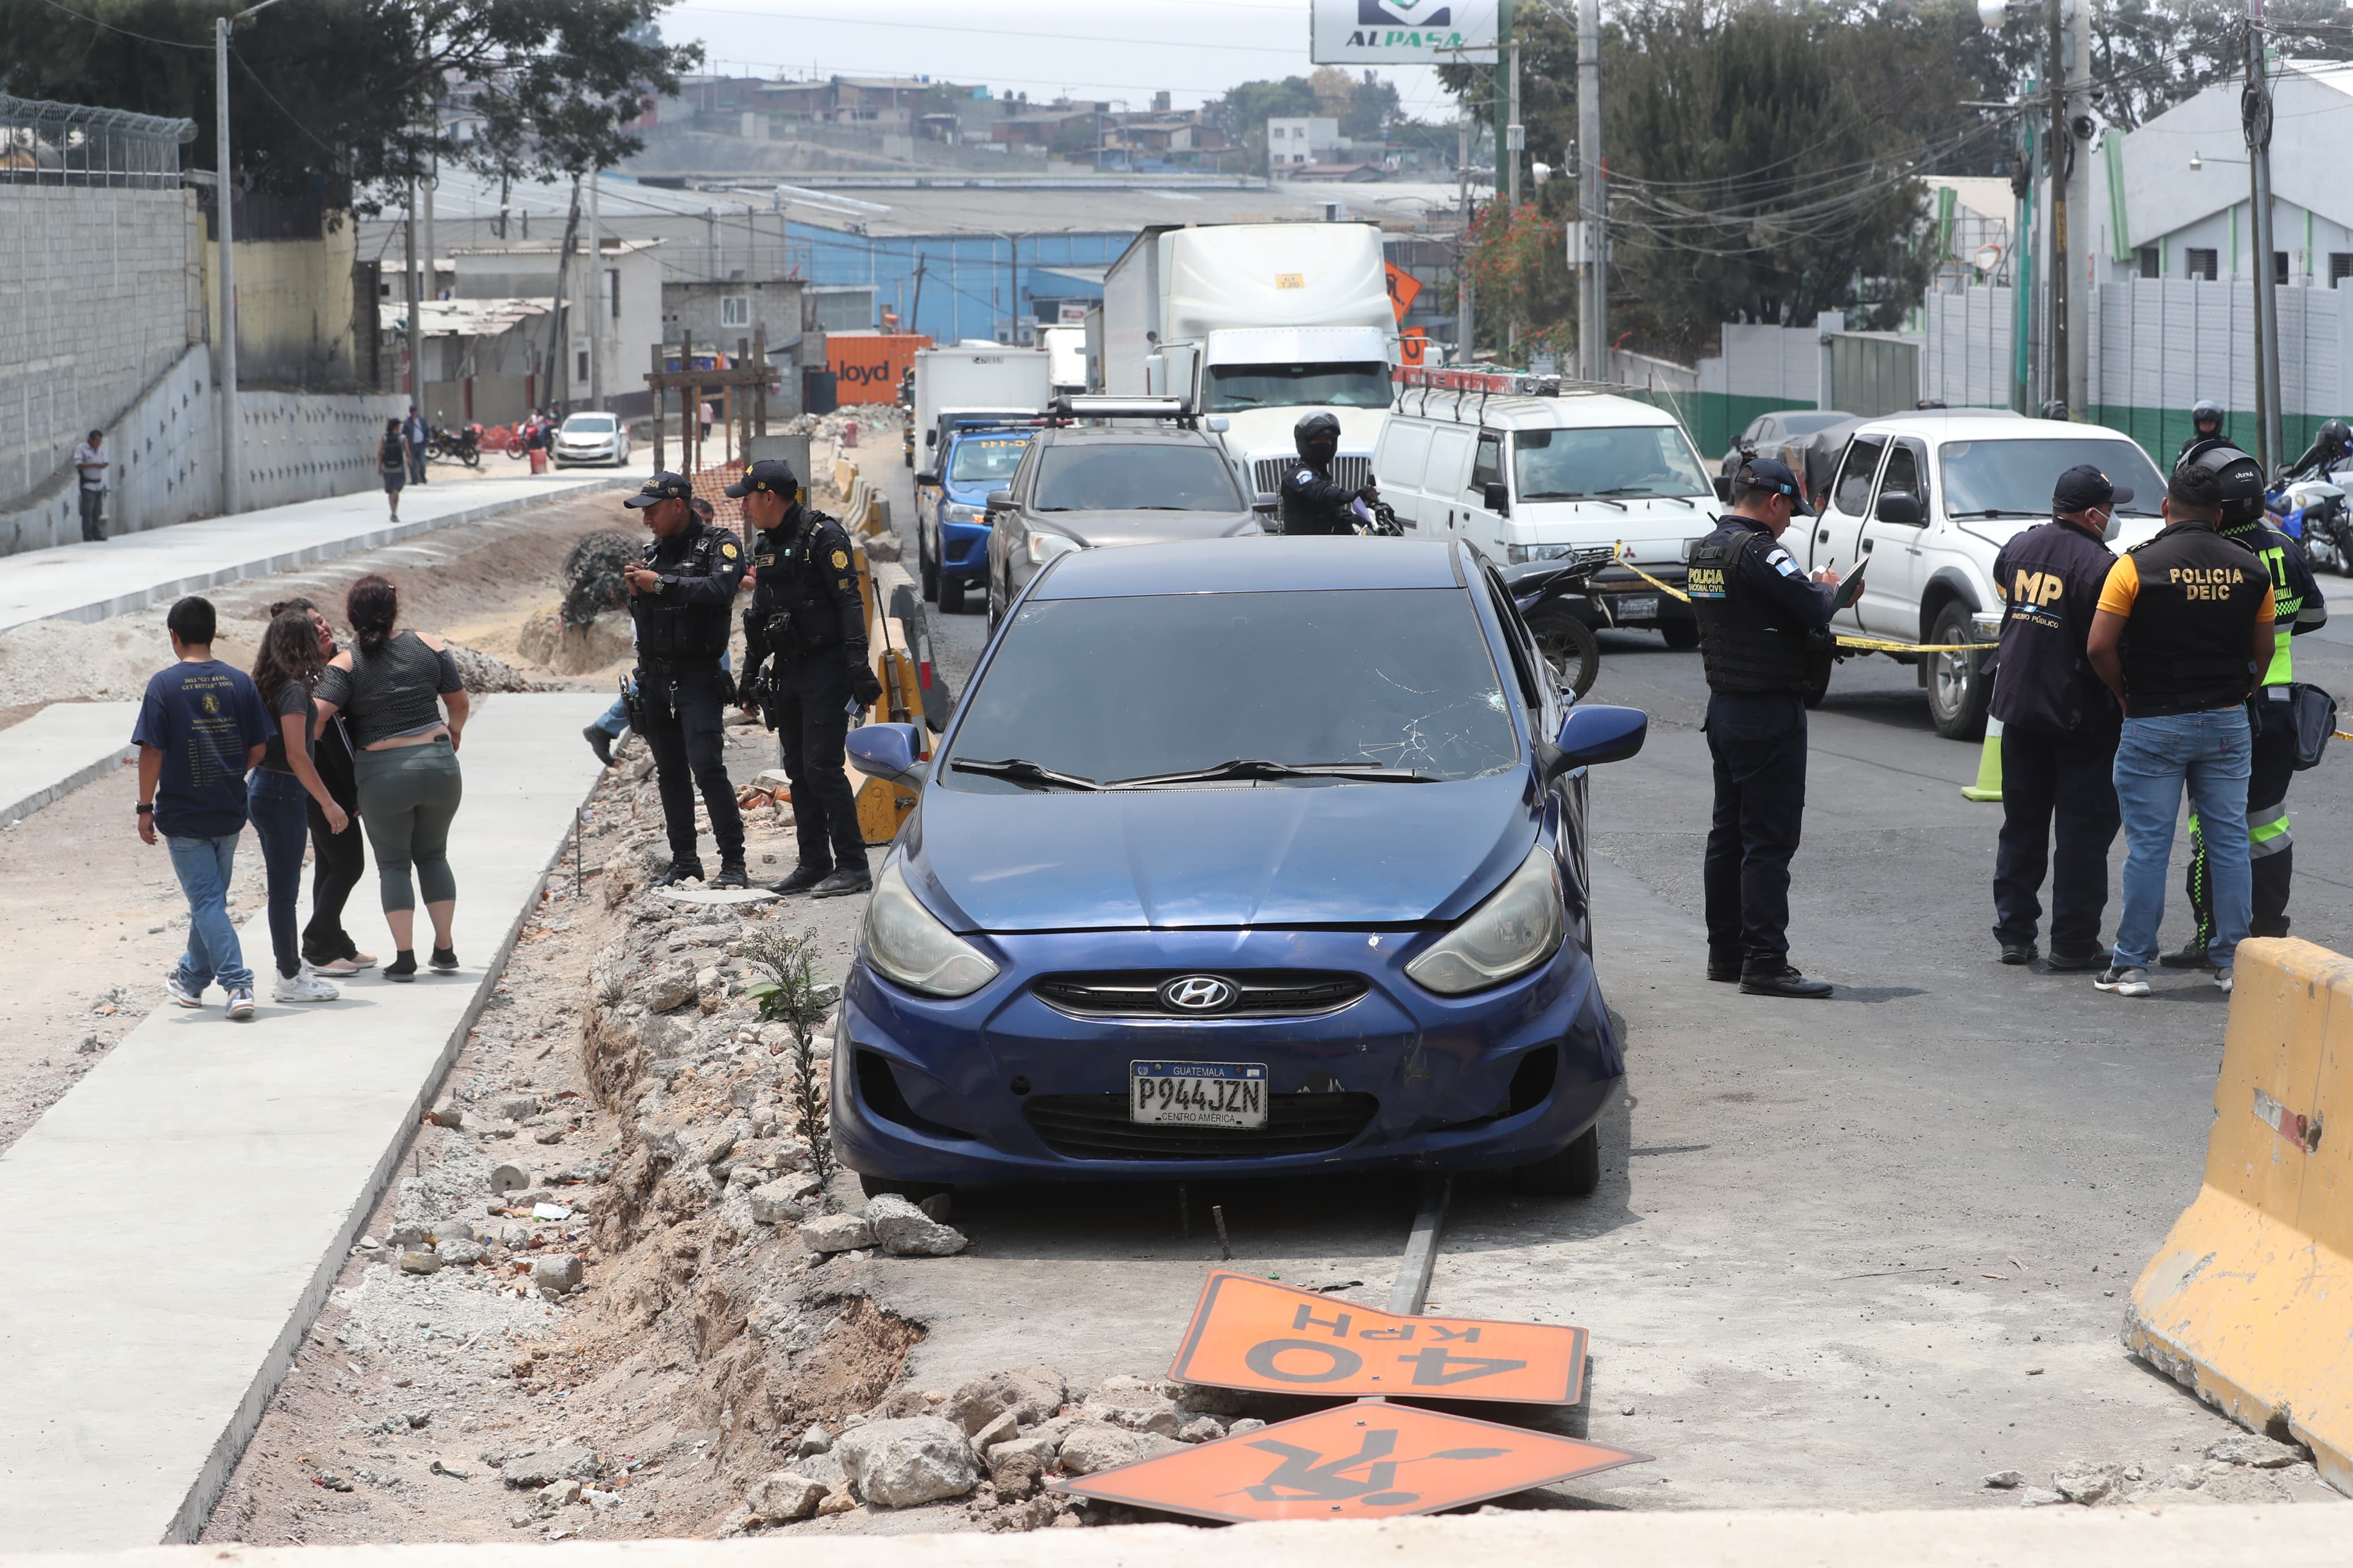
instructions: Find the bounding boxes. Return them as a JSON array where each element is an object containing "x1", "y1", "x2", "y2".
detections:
[
  {"x1": 2119, "y1": 521, "x2": 2269, "y2": 716},
  {"x1": 757, "y1": 509, "x2": 850, "y2": 659},
  {"x1": 631, "y1": 520, "x2": 733, "y2": 662},
  {"x1": 1689, "y1": 522, "x2": 1813, "y2": 694}
]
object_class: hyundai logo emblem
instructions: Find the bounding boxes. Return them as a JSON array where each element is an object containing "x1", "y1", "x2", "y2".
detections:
[{"x1": 1159, "y1": 975, "x2": 1236, "y2": 1013}]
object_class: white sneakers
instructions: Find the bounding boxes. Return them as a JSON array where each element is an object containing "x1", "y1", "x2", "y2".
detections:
[
  {"x1": 273, "y1": 966, "x2": 342, "y2": 1004},
  {"x1": 226, "y1": 987, "x2": 256, "y2": 1021},
  {"x1": 2093, "y1": 966, "x2": 2151, "y2": 997},
  {"x1": 2216, "y1": 966, "x2": 2234, "y2": 994},
  {"x1": 165, "y1": 974, "x2": 202, "y2": 1008}
]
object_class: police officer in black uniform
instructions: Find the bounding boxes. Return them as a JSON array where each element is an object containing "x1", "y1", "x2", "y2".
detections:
[
  {"x1": 1278, "y1": 411, "x2": 1378, "y2": 535},
  {"x1": 1687, "y1": 456, "x2": 1843, "y2": 998},
  {"x1": 731, "y1": 459, "x2": 884, "y2": 897},
  {"x1": 2281, "y1": 417, "x2": 2352, "y2": 484},
  {"x1": 623, "y1": 472, "x2": 749, "y2": 888},
  {"x1": 2180, "y1": 398, "x2": 2227, "y2": 459}
]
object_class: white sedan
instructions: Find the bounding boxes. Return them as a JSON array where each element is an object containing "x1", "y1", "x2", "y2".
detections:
[{"x1": 553, "y1": 413, "x2": 631, "y2": 467}]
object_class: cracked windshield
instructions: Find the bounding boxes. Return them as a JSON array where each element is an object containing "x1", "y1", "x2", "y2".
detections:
[
  {"x1": 1513, "y1": 425, "x2": 1710, "y2": 501},
  {"x1": 941, "y1": 589, "x2": 1518, "y2": 791}
]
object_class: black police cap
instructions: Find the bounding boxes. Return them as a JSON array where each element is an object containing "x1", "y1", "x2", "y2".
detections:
[
  {"x1": 624, "y1": 472, "x2": 694, "y2": 508},
  {"x1": 1736, "y1": 455, "x2": 1815, "y2": 516},
  {"x1": 2052, "y1": 464, "x2": 2131, "y2": 512},
  {"x1": 723, "y1": 458, "x2": 799, "y2": 500}
]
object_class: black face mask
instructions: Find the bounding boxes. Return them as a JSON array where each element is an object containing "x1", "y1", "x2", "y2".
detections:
[{"x1": 1302, "y1": 439, "x2": 1338, "y2": 466}]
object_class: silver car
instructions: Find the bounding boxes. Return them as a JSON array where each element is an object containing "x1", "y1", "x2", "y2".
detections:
[
  {"x1": 984, "y1": 425, "x2": 1260, "y2": 630},
  {"x1": 553, "y1": 412, "x2": 631, "y2": 467}
]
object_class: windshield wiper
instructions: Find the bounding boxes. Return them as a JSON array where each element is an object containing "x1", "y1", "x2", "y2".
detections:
[
  {"x1": 1956, "y1": 508, "x2": 2036, "y2": 519},
  {"x1": 949, "y1": 757, "x2": 1102, "y2": 792},
  {"x1": 1102, "y1": 758, "x2": 1434, "y2": 789}
]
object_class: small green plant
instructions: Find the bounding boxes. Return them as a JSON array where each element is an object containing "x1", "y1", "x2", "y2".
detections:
[{"x1": 741, "y1": 926, "x2": 837, "y2": 1188}]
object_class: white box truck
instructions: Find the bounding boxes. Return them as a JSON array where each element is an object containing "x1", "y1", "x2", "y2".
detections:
[
  {"x1": 1101, "y1": 222, "x2": 1397, "y2": 510},
  {"x1": 908, "y1": 342, "x2": 1053, "y2": 470}
]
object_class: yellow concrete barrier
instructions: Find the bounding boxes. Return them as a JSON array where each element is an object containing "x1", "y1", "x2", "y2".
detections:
[{"x1": 2126, "y1": 935, "x2": 2352, "y2": 1496}]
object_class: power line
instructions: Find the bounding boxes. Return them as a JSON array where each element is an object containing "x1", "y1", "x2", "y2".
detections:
[{"x1": 24, "y1": 0, "x2": 210, "y2": 51}]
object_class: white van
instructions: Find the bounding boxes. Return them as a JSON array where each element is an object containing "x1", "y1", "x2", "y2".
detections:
[{"x1": 1373, "y1": 388, "x2": 1716, "y2": 646}]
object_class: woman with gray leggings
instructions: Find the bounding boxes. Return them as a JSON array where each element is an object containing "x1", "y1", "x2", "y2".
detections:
[{"x1": 314, "y1": 573, "x2": 470, "y2": 982}]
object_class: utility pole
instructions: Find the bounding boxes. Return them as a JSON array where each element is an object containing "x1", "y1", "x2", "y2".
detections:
[
  {"x1": 1578, "y1": 0, "x2": 1606, "y2": 384},
  {"x1": 1504, "y1": 34, "x2": 1522, "y2": 213},
  {"x1": 588, "y1": 171, "x2": 604, "y2": 411},
  {"x1": 2245, "y1": 0, "x2": 2283, "y2": 472},
  {"x1": 1454, "y1": 103, "x2": 1473, "y2": 365},
  {"x1": 213, "y1": 16, "x2": 241, "y2": 515},
  {"x1": 2044, "y1": 0, "x2": 2069, "y2": 416},
  {"x1": 404, "y1": 177, "x2": 421, "y2": 411}
]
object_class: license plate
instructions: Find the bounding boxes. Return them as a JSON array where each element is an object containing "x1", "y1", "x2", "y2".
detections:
[
  {"x1": 1615, "y1": 594, "x2": 1659, "y2": 621},
  {"x1": 1130, "y1": 1061, "x2": 1269, "y2": 1128}
]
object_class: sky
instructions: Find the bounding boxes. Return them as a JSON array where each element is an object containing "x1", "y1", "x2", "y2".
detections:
[{"x1": 658, "y1": 0, "x2": 1460, "y2": 120}]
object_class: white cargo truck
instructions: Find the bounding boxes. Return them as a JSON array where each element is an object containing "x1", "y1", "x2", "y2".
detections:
[
  {"x1": 910, "y1": 342, "x2": 1052, "y2": 471},
  {"x1": 1037, "y1": 325, "x2": 1088, "y2": 398},
  {"x1": 1100, "y1": 222, "x2": 1396, "y2": 511}
]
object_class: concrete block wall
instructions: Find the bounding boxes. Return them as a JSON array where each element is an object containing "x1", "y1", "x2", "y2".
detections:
[
  {"x1": 0, "y1": 185, "x2": 205, "y2": 512},
  {"x1": 0, "y1": 343, "x2": 404, "y2": 555}
]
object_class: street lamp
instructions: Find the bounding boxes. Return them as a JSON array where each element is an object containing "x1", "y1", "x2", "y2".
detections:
[{"x1": 214, "y1": 0, "x2": 291, "y2": 516}]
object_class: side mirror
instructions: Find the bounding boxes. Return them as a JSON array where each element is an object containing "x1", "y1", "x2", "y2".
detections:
[
  {"x1": 1875, "y1": 490, "x2": 1924, "y2": 525},
  {"x1": 925, "y1": 430, "x2": 937, "y2": 447},
  {"x1": 1712, "y1": 473, "x2": 1733, "y2": 503},
  {"x1": 1205, "y1": 416, "x2": 1230, "y2": 433},
  {"x1": 1482, "y1": 481, "x2": 1510, "y2": 515},
  {"x1": 915, "y1": 470, "x2": 939, "y2": 487},
  {"x1": 986, "y1": 489, "x2": 1015, "y2": 512},
  {"x1": 1549, "y1": 704, "x2": 1648, "y2": 777},
  {"x1": 846, "y1": 723, "x2": 925, "y2": 787}
]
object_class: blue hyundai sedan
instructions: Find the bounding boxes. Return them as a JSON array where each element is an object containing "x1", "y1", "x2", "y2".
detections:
[{"x1": 837, "y1": 538, "x2": 1647, "y2": 1196}]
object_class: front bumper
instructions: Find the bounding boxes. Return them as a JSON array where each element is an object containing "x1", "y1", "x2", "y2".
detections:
[
  {"x1": 833, "y1": 925, "x2": 1622, "y2": 1185},
  {"x1": 1561, "y1": 564, "x2": 1694, "y2": 630},
  {"x1": 939, "y1": 513, "x2": 992, "y2": 580}
]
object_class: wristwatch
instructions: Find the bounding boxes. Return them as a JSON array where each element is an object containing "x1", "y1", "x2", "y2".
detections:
[{"x1": 136, "y1": 804, "x2": 153, "y2": 815}]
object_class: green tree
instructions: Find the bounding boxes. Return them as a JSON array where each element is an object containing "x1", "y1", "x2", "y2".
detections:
[
  {"x1": 1341, "y1": 70, "x2": 1400, "y2": 141},
  {"x1": 0, "y1": 0, "x2": 700, "y2": 205}
]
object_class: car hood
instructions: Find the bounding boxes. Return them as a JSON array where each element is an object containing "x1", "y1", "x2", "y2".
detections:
[
  {"x1": 906, "y1": 771, "x2": 1536, "y2": 932},
  {"x1": 1032, "y1": 509, "x2": 1260, "y2": 547},
  {"x1": 1506, "y1": 495, "x2": 1713, "y2": 568}
]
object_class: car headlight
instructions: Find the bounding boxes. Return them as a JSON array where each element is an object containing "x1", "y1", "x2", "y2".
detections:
[
  {"x1": 942, "y1": 503, "x2": 985, "y2": 525},
  {"x1": 1506, "y1": 543, "x2": 1575, "y2": 564},
  {"x1": 1027, "y1": 532, "x2": 1079, "y2": 567},
  {"x1": 1404, "y1": 845, "x2": 1564, "y2": 995},
  {"x1": 861, "y1": 860, "x2": 999, "y2": 999}
]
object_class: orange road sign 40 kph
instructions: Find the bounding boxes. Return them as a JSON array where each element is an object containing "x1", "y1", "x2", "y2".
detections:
[
  {"x1": 1057, "y1": 1401, "x2": 1647, "y2": 1524},
  {"x1": 1169, "y1": 1271, "x2": 1587, "y2": 1405}
]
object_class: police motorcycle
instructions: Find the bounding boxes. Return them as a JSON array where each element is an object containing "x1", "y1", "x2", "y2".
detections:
[{"x1": 2273, "y1": 469, "x2": 2351, "y2": 572}]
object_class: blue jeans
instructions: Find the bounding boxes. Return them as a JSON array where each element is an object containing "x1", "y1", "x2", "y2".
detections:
[
  {"x1": 590, "y1": 693, "x2": 630, "y2": 738},
  {"x1": 2112, "y1": 708, "x2": 2253, "y2": 971},
  {"x1": 248, "y1": 770, "x2": 312, "y2": 979},
  {"x1": 166, "y1": 832, "x2": 254, "y2": 995}
]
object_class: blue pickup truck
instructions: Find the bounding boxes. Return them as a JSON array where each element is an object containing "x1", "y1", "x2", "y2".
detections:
[{"x1": 920, "y1": 425, "x2": 1035, "y2": 614}]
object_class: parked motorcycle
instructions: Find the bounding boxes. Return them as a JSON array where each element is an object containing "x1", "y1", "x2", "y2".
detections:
[
  {"x1": 1499, "y1": 548, "x2": 1622, "y2": 699},
  {"x1": 2270, "y1": 468, "x2": 2351, "y2": 573},
  {"x1": 427, "y1": 422, "x2": 485, "y2": 468}
]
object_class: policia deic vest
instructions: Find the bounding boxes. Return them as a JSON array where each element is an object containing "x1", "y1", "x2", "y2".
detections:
[
  {"x1": 1688, "y1": 522, "x2": 1816, "y2": 694},
  {"x1": 2118, "y1": 521, "x2": 2271, "y2": 717}
]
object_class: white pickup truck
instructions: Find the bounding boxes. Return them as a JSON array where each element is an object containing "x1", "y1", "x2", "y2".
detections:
[{"x1": 1796, "y1": 411, "x2": 2169, "y2": 738}]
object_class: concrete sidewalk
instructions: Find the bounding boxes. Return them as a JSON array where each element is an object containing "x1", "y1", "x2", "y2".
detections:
[
  {"x1": 0, "y1": 693, "x2": 607, "y2": 1550},
  {"x1": 2, "y1": 1504, "x2": 2345, "y2": 1566},
  {"x1": 0, "y1": 701, "x2": 139, "y2": 826},
  {"x1": 0, "y1": 470, "x2": 641, "y2": 634}
]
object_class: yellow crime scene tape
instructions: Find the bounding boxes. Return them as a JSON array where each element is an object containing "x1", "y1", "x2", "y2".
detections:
[{"x1": 1606, "y1": 544, "x2": 1980, "y2": 654}]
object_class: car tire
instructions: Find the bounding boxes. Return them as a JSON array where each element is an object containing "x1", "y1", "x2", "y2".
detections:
[
  {"x1": 1511, "y1": 1122, "x2": 1601, "y2": 1198},
  {"x1": 1925, "y1": 601, "x2": 1990, "y2": 742},
  {"x1": 940, "y1": 576, "x2": 967, "y2": 615},
  {"x1": 1660, "y1": 619, "x2": 1700, "y2": 651},
  {"x1": 1527, "y1": 603, "x2": 1601, "y2": 699},
  {"x1": 920, "y1": 529, "x2": 939, "y2": 602}
]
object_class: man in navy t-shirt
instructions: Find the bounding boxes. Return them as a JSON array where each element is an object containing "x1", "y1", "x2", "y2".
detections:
[{"x1": 134, "y1": 595, "x2": 272, "y2": 1019}]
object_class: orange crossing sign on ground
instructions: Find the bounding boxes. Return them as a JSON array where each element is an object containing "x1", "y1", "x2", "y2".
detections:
[
  {"x1": 1057, "y1": 1401, "x2": 1646, "y2": 1523},
  {"x1": 1167, "y1": 1271, "x2": 1587, "y2": 1405}
]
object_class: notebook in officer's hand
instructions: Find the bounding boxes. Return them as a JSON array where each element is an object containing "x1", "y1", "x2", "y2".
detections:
[{"x1": 1831, "y1": 561, "x2": 1866, "y2": 611}]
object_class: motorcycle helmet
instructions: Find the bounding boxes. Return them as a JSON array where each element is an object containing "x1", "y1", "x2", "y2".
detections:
[
  {"x1": 2039, "y1": 399, "x2": 2070, "y2": 422},
  {"x1": 2174, "y1": 438, "x2": 2266, "y2": 526},
  {"x1": 2191, "y1": 398, "x2": 2225, "y2": 437},
  {"x1": 2321, "y1": 416, "x2": 2352, "y2": 456},
  {"x1": 1293, "y1": 411, "x2": 1341, "y2": 463}
]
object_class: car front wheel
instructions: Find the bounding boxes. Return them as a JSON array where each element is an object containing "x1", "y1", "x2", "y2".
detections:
[
  {"x1": 1511, "y1": 1122, "x2": 1600, "y2": 1196},
  {"x1": 1527, "y1": 603, "x2": 1601, "y2": 699},
  {"x1": 1925, "y1": 601, "x2": 1990, "y2": 741}
]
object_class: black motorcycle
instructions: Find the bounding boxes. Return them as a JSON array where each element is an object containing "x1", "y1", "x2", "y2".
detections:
[
  {"x1": 1499, "y1": 549, "x2": 1621, "y2": 699},
  {"x1": 427, "y1": 423, "x2": 484, "y2": 468}
]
